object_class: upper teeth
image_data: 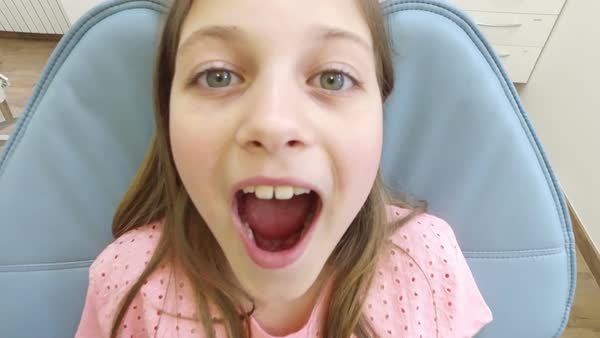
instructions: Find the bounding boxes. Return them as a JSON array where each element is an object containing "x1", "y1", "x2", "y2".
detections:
[{"x1": 242, "y1": 185, "x2": 311, "y2": 200}]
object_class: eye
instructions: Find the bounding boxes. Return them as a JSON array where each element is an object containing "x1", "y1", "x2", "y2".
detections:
[
  {"x1": 194, "y1": 68, "x2": 242, "y2": 89},
  {"x1": 310, "y1": 69, "x2": 357, "y2": 91}
]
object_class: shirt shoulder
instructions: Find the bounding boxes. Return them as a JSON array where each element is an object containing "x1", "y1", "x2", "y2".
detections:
[
  {"x1": 86, "y1": 222, "x2": 164, "y2": 336},
  {"x1": 367, "y1": 205, "x2": 493, "y2": 337},
  {"x1": 388, "y1": 206, "x2": 459, "y2": 263},
  {"x1": 87, "y1": 221, "x2": 220, "y2": 338},
  {"x1": 89, "y1": 222, "x2": 163, "y2": 291}
]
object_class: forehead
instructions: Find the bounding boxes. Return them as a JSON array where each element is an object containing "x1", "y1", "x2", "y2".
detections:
[{"x1": 178, "y1": 0, "x2": 373, "y2": 52}]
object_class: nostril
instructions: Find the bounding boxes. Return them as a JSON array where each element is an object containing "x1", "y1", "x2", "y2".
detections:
[{"x1": 244, "y1": 139, "x2": 302, "y2": 151}]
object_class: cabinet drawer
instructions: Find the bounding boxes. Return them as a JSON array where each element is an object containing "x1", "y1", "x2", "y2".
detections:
[
  {"x1": 468, "y1": 11, "x2": 557, "y2": 47},
  {"x1": 448, "y1": 0, "x2": 566, "y2": 15},
  {"x1": 494, "y1": 45, "x2": 542, "y2": 83}
]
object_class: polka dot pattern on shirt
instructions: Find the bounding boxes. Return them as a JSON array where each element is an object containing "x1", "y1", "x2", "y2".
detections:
[
  {"x1": 77, "y1": 207, "x2": 492, "y2": 338},
  {"x1": 359, "y1": 207, "x2": 491, "y2": 337}
]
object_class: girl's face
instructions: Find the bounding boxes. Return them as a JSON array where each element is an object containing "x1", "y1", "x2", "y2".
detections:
[{"x1": 170, "y1": 0, "x2": 383, "y2": 303}]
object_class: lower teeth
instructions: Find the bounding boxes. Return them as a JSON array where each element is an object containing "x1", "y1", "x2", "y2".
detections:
[
  {"x1": 243, "y1": 222, "x2": 254, "y2": 242},
  {"x1": 300, "y1": 209, "x2": 314, "y2": 237},
  {"x1": 283, "y1": 232, "x2": 301, "y2": 247},
  {"x1": 270, "y1": 239, "x2": 282, "y2": 250},
  {"x1": 300, "y1": 225, "x2": 307, "y2": 237}
]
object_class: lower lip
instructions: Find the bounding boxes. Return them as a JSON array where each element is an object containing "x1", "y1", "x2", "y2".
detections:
[{"x1": 231, "y1": 197, "x2": 322, "y2": 270}]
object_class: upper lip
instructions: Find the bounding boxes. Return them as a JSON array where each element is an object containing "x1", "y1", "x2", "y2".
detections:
[{"x1": 231, "y1": 176, "x2": 322, "y2": 200}]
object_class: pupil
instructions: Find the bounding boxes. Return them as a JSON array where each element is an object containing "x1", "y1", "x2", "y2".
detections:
[
  {"x1": 208, "y1": 70, "x2": 231, "y2": 87},
  {"x1": 321, "y1": 72, "x2": 344, "y2": 90}
]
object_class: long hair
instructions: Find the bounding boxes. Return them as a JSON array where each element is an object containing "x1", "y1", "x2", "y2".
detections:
[{"x1": 109, "y1": 1, "x2": 425, "y2": 337}]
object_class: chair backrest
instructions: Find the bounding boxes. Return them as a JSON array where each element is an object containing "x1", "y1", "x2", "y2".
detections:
[
  {"x1": 0, "y1": 1, "x2": 575, "y2": 337},
  {"x1": 379, "y1": 2, "x2": 575, "y2": 337}
]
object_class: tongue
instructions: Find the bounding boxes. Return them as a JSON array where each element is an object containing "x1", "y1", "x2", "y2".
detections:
[{"x1": 240, "y1": 193, "x2": 314, "y2": 240}]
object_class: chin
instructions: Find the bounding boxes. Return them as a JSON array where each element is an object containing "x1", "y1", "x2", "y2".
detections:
[{"x1": 232, "y1": 243, "x2": 332, "y2": 304}]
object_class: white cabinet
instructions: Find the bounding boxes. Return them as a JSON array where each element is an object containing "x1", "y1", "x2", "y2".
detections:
[
  {"x1": 60, "y1": 0, "x2": 106, "y2": 25},
  {"x1": 468, "y1": 11, "x2": 557, "y2": 47},
  {"x1": 450, "y1": 0, "x2": 566, "y2": 15},
  {"x1": 448, "y1": 0, "x2": 567, "y2": 83},
  {"x1": 495, "y1": 45, "x2": 542, "y2": 83}
]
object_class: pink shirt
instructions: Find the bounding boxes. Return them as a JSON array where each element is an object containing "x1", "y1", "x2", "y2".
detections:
[{"x1": 75, "y1": 206, "x2": 492, "y2": 337}]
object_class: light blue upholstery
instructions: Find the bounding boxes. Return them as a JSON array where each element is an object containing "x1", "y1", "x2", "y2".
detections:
[
  {"x1": 380, "y1": 1, "x2": 575, "y2": 337},
  {"x1": 0, "y1": 0, "x2": 575, "y2": 337}
]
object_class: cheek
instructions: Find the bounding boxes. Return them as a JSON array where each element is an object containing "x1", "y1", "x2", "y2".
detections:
[
  {"x1": 169, "y1": 102, "x2": 223, "y2": 200},
  {"x1": 324, "y1": 101, "x2": 383, "y2": 233},
  {"x1": 337, "y1": 104, "x2": 383, "y2": 188}
]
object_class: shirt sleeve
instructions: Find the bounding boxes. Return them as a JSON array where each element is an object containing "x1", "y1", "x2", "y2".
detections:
[
  {"x1": 74, "y1": 267, "x2": 105, "y2": 338},
  {"x1": 74, "y1": 224, "x2": 167, "y2": 338},
  {"x1": 434, "y1": 217, "x2": 493, "y2": 337}
]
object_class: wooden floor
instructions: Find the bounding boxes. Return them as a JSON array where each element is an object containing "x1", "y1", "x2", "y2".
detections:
[
  {"x1": 0, "y1": 37, "x2": 57, "y2": 138},
  {"x1": 1, "y1": 37, "x2": 600, "y2": 337},
  {"x1": 569, "y1": 249, "x2": 600, "y2": 337}
]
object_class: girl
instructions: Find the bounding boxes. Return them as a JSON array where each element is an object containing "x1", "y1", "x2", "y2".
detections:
[{"x1": 75, "y1": 0, "x2": 493, "y2": 337}]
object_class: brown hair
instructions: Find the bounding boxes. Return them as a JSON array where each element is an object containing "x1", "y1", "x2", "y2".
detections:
[{"x1": 109, "y1": 0, "x2": 425, "y2": 337}]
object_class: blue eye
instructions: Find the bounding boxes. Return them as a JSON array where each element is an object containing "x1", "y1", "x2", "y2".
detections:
[
  {"x1": 191, "y1": 67, "x2": 358, "y2": 92},
  {"x1": 310, "y1": 69, "x2": 357, "y2": 91},
  {"x1": 195, "y1": 68, "x2": 242, "y2": 89}
]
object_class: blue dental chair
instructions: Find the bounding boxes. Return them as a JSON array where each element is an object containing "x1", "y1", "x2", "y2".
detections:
[{"x1": 0, "y1": 0, "x2": 575, "y2": 337}]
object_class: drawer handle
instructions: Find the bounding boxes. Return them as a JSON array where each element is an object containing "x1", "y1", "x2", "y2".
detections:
[
  {"x1": 498, "y1": 53, "x2": 511, "y2": 58},
  {"x1": 477, "y1": 22, "x2": 522, "y2": 28}
]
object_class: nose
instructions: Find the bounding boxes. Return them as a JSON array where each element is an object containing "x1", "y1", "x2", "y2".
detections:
[{"x1": 235, "y1": 77, "x2": 312, "y2": 155}]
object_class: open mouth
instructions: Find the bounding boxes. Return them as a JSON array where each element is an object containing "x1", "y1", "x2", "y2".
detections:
[{"x1": 234, "y1": 186, "x2": 321, "y2": 253}]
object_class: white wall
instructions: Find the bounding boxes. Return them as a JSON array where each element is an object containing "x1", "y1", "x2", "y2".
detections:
[
  {"x1": 60, "y1": 0, "x2": 106, "y2": 24},
  {"x1": 516, "y1": 0, "x2": 600, "y2": 250}
]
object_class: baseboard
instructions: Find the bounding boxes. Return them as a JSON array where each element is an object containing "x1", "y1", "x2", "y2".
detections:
[
  {"x1": 568, "y1": 197, "x2": 600, "y2": 285},
  {"x1": 0, "y1": 31, "x2": 62, "y2": 41}
]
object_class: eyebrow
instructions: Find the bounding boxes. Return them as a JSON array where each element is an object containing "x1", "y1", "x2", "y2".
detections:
[
  {"x1": 314, "y1": 25, "x2": 372, "y2": 52},
  {"x1": 177, "y1": 24, "x2": 372, "y2": 56}
]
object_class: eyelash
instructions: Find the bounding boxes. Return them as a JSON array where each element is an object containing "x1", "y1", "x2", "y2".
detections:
[{"x1": 189, "y1": 66, "x2": 362, "y2": 90}]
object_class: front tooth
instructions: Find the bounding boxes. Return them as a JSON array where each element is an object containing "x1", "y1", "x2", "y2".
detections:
[
  {"x1": 275, "y1": 186, "x2": 294, "y2": 199},
  {"x1": 293, "y1": 187, "x2": 310, "y2": 195},
  {"x1": 243, "y1": 186, "x2": 255, "y2": 193},
  {"x1": 255, "y1": 186, "x2": 274, "y2": 199}
]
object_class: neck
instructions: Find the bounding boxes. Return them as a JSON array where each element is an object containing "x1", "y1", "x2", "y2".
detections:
[{"x1": 250, "y1": 267, "x2": 334, "y2": 336}]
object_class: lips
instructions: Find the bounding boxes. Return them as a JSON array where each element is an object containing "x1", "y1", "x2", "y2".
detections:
[{"x1": 230, "y1": 177, "x2": 323, "y2": 269}]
